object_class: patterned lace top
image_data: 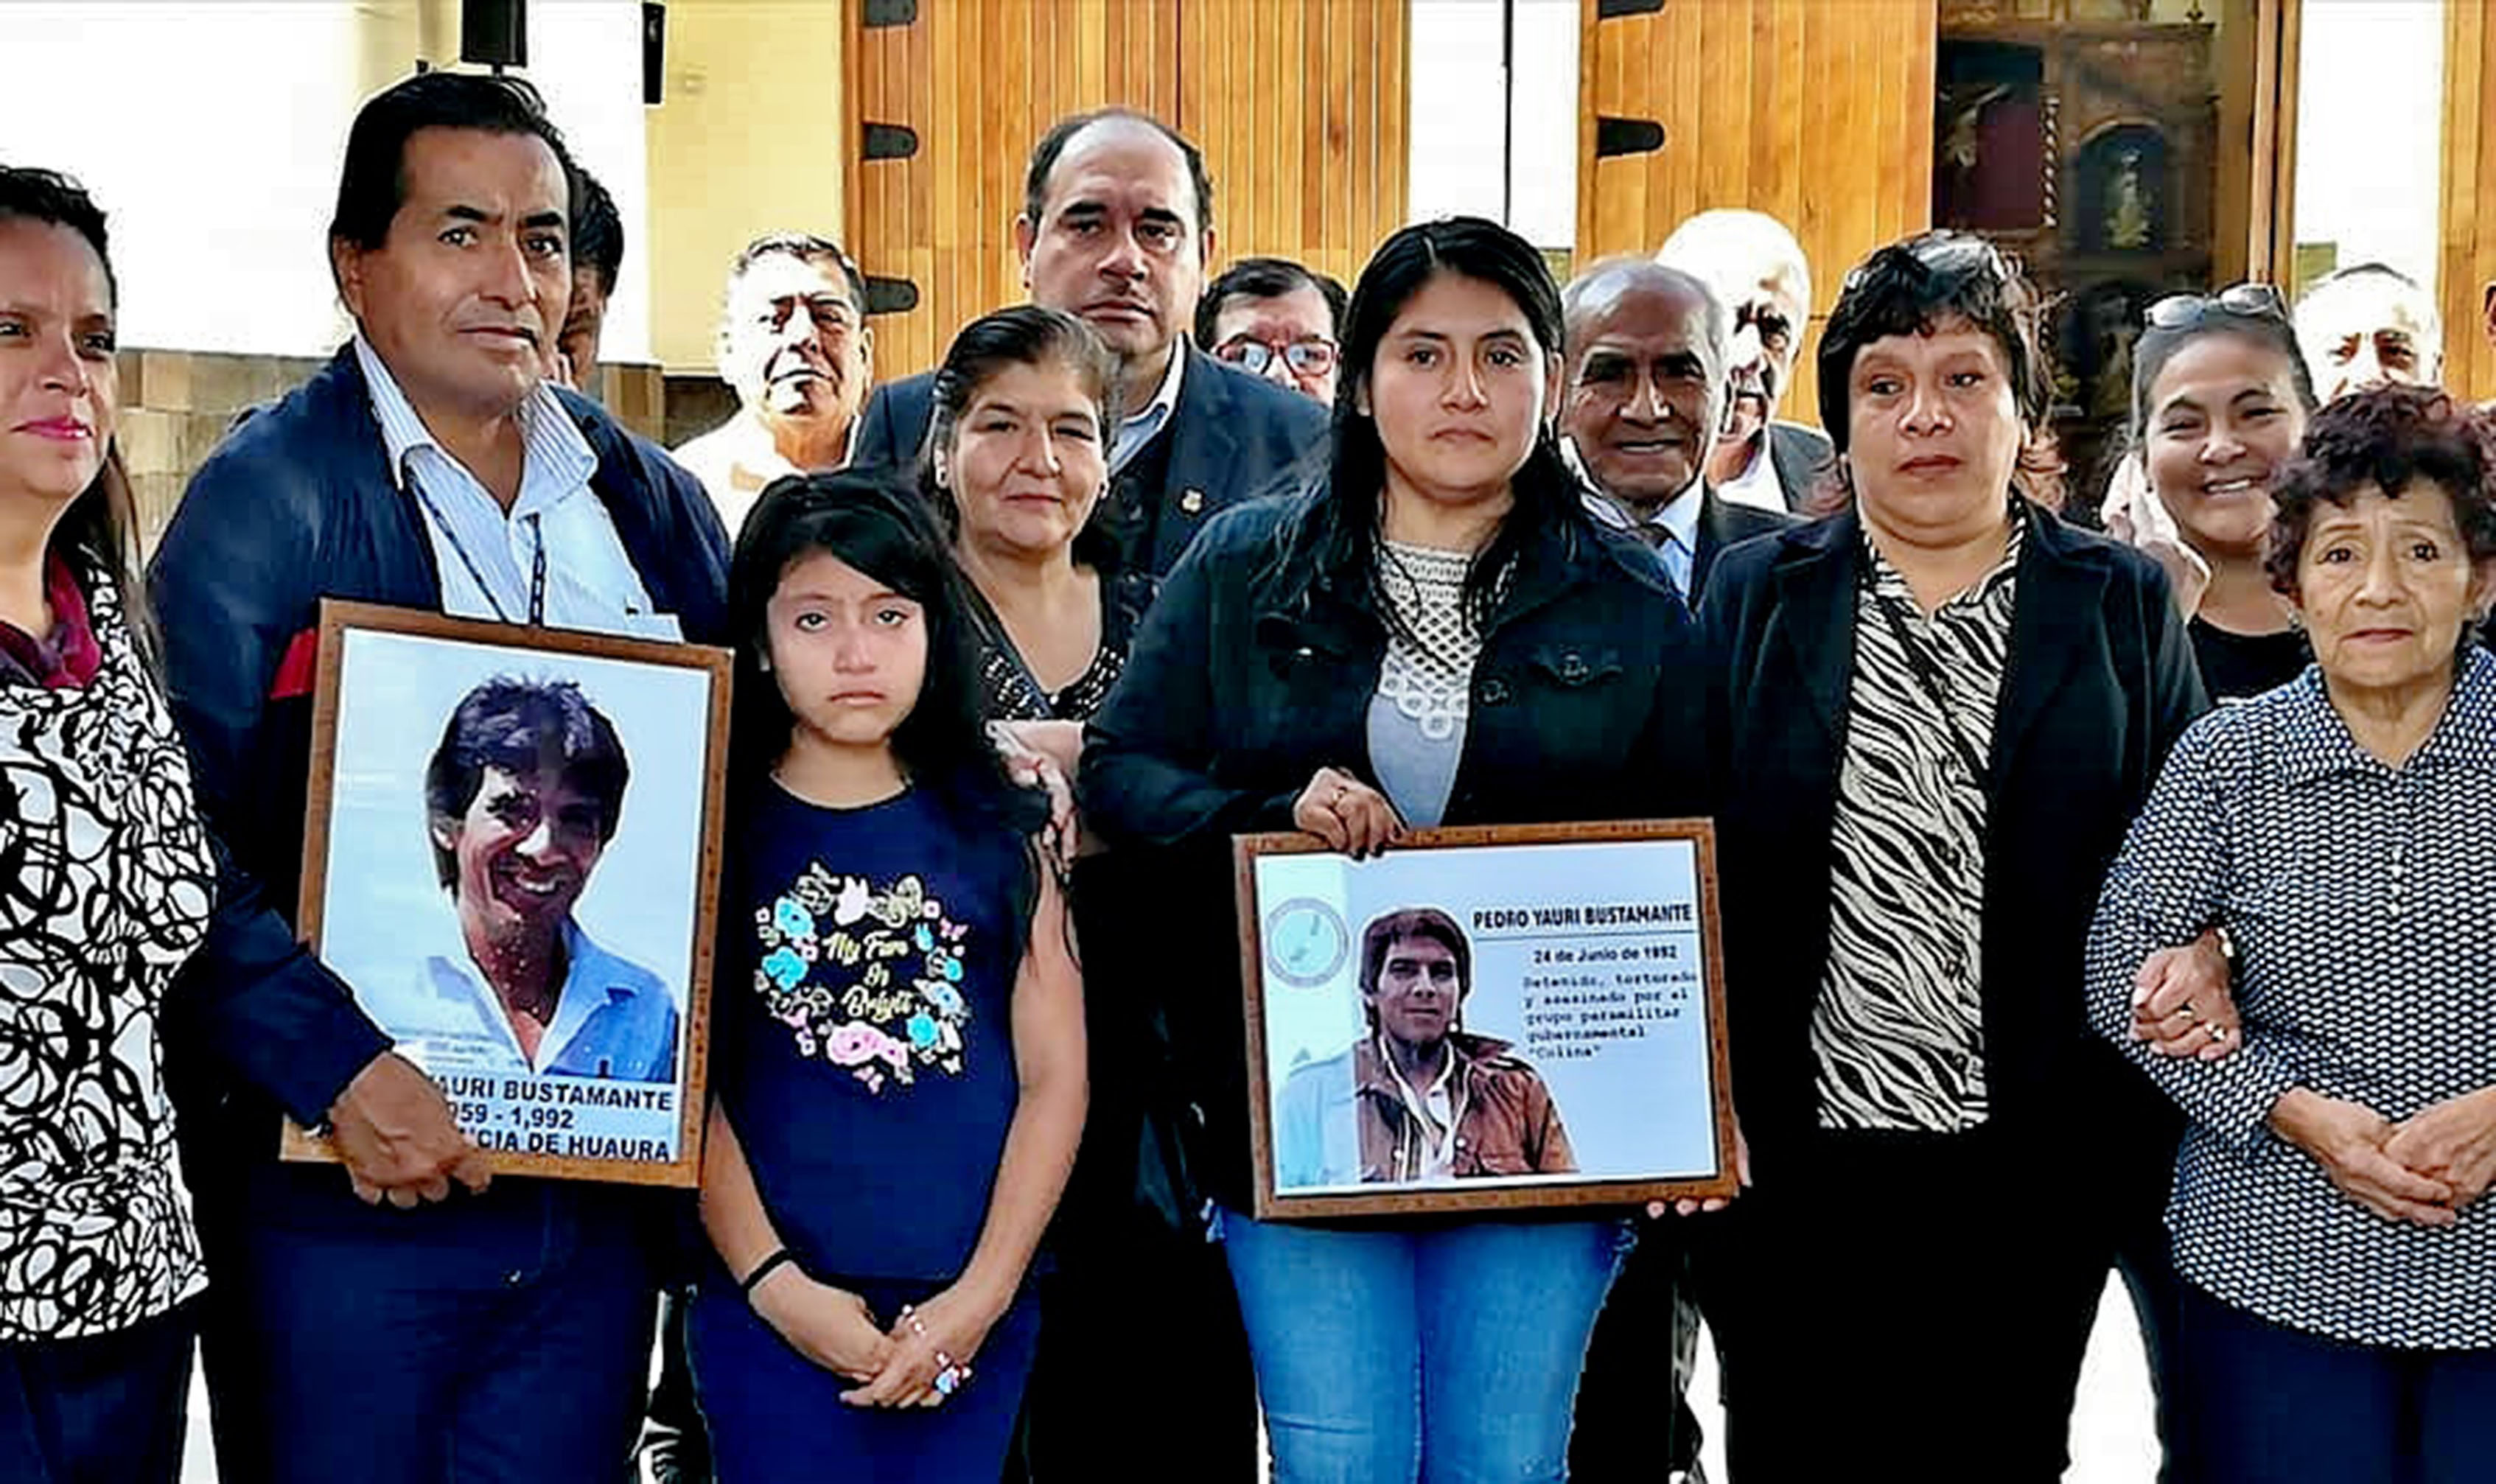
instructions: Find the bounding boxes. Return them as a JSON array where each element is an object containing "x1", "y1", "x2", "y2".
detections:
[
  {"x1": 0, "y1": 569, "x2": 214, "y2": 1340},
  {"x1": 1374, "y1": 541, "x2": 1484, "y2": 745}
]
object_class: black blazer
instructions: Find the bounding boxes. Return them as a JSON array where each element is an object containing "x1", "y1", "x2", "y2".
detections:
[
  {"x1": 850, "y1": 340, "x2": 1326, "y2": 575},
  {"x1": 1696, "y1": 500, "x2": 2206, "y2": 1200},
  {"x1": 1767, "y1": 421, "x2": 1836, "y2": 512},
  {"x1": 1692, "y1": 487, "x2": 1794, "y2": 598}
]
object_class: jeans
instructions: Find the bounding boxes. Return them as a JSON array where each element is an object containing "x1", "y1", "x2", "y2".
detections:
[
  {"x1": 1221, "y1": 1208, "x2": 1629, "y2": 1484},
  {"x1": 2171, "y1": 1278, "x2": 2496, "y2": 1484},
  {"x1": 0, "y1": 1302, "x2": 195, "y2": 1484}
]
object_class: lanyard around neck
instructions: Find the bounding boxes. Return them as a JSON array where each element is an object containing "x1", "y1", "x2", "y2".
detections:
[
  {"x1": 414, "y1": 481, "x2": 548, "y2": 627},
  {"x1": 1859, "y1": 556, "x2": 1992, "y2": 793}
]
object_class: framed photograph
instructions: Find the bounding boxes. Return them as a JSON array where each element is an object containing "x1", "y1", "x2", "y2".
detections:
[
  {"x1": 284, "y1": 600, "x2": 733, "y2": 1187},
  {"x1": 1234, "y1": 820, "x2": 1736, "y2": 1220}
]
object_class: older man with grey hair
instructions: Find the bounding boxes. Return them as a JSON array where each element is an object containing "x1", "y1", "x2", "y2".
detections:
[
  {"x1": 2295, "y1": 261, "x2": 2445, "y2": 404},
  {"x1": 1559, "y1": 259, "x2": 1783, "y2": 1484},
  {"x1": 1559, "y1": 258, "x2": 1791, "y2": 606},
  {"x1": 1656, "y1": 209, "x2": 1833, "y2": 514}
]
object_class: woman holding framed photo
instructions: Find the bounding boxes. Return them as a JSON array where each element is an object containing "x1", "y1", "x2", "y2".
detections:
[{"x1": 1083, "y1": 217, "x2": 1708, "y2": 1481}]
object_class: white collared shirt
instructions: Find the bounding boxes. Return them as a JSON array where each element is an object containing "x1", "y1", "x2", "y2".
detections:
[
  {"x1": 673, "y1": 411, "x2": 857, "y2": 542},
  {"x1": 353, "y1": 334, "x2": 675, "y2": 640},
  {"x1": 1716, "y1": 428, "x2": 1789, "y2": 515},
  {"x1": 1110, "y1": 339, "x2": 1189, "y2": 472},
  {"x1": 1576, "y1": 459, "x2": 1705, "y2": 596}
]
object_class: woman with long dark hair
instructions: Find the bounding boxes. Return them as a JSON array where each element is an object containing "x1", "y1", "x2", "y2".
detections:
[
  {"x1": 695, "y1": 472, "x2": 1086, "y2": 1483},
  {"x1": 1083, "y1": 217, "x2": 1705, "y2": 1480},
  {"x1": 0, "y1": 165, "x2": 216, "y2": 1480}
]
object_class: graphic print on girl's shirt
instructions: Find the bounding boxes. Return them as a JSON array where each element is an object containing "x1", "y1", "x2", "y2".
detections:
[{"x1": 754, "y1": 864, "x2": 975, "y2": 1093}]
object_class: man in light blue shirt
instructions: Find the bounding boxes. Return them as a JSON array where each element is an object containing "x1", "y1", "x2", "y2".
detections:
[{"x1": 366, "y1": 678, "x2": 679, "y2": 1085}]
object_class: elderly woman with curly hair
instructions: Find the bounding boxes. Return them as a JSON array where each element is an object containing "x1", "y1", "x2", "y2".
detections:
[{"x1": 2088, "y1": 384, "x2": 2496, "y2": 1484}]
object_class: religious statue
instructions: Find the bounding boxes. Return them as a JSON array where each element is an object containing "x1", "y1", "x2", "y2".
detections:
[{"x1": 2108, "y1": 150, "x2": 2152, "y2": 250}]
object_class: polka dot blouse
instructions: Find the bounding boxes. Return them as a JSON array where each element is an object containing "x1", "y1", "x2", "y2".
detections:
[{"x1": 2086, "y1": 649, "x2": 2496, "y2": 1348}]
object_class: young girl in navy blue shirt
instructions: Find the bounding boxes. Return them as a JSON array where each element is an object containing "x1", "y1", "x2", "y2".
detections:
[{"x1": 693, "y1": 472, "x2": 1086, "y2": 1483}]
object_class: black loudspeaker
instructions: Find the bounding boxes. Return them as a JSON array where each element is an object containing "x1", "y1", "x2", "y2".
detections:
[
  {"x1": 643, "y1": 3, "x2": 665, "y2": 105},
  {"x1": 461, "y1": 0, "x2": 527, "y2": 69}
]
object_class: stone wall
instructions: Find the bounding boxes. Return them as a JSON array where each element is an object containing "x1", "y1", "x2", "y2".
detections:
[{"x1": 114, "y1": 348, "x2": 674, "y2": 559}]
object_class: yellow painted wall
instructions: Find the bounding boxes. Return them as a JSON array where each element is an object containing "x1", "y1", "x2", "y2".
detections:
[{"x1": 645, "y1": 0, "x2": 847, "y2": 374}]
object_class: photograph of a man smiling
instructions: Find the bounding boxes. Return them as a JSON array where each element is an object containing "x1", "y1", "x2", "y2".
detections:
[{"x1": 366, "y1": 676, "x2": 681, "y2": 1083}]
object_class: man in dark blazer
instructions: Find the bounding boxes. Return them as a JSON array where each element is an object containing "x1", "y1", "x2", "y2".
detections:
[
  {"x1": 1658, "y1": 209, "x2": 1836, "y2": 514},
  {"x1": 1553, "y1": 257, "x2": 1784, "y2": 1484},
  {"x1": 148, "y1": 73, "x2": 727, "y2": 1484},
  {"x1": 1559, "y1": 259, "x2": 1793, "y2": 603},
  {"x1": 849, "y1": 108, "x2": 1324, "y2": 580},
  {"x1": 859, "y1": 111, "x2": 1324, "y2": 1484}
]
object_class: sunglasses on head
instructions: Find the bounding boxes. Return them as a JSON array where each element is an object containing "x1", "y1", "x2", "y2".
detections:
[
  {"x1": 2143, "y1": 281, "x2": 2287, "y2": 330},
  {"x1": 1214, "y1": 336, "x2": 1340, "y2": 377}
]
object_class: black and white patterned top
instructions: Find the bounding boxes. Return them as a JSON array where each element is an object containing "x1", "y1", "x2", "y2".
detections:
[
  {"x1": 2086, "y1": 649, "x2": 2496, "y2": 1348},
  {"x1": 1814, "y1": 522, "x2": 2023, "y2": 1132},
  {"x1": 0, "y1": 570, "x2": 214, "y2": 1340}
]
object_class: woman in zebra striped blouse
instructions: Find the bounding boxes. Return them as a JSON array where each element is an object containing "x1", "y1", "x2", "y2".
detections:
[{"x1": 1693, "y1": 231, "x2": 2206, "y2": 1481}]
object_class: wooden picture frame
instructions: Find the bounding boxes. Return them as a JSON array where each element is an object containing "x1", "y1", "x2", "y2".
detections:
[
  {"x1": 283, "y1": 600, "x2": 734, "y2": 1187},
  {"x1": 1234, "y1": 820, "x2": 1738, "y2": 1221}
]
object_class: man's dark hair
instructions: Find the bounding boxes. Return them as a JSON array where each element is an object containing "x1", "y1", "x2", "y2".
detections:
[
  {"x1": 570, "y1": 164, "x2": 623, "y2": 296},
  {"x1": 921, "y1": 305, "x2": 1128, "y2": 573},
  {"x1": 1021, "y1": 109, "x2": 1213, "y2": 241},
  {"x1": 2267, "y1": 385, "x2": 2496, "y2": 620},
  {"x1": 727, "y1": 232, "x2": 870, "y2": 321},
  {"x1": 328, "y1": 71, "x2": 578, "y2": 263},
  {"x1": 424, "y1": 678, "x2": 629, "y2": 891},
  {"x1": 1195, "y1": 257, "x2": 1349, "y2": 348},
  {"x1": 1816, "y1": 229, "x2": 2063, "y2": 508},
  {"x1": 0, "y1": 164, "x2": 155, "y2": 671},
  {"x1": 1357, "y1": 908, "x2": 1472, "y2": 1030}
]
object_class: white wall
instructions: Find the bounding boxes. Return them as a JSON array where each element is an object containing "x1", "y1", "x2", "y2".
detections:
[
  {"x1": 2293, "y1": 0, "x2": 2443, "y2": 295},
  {"x1": 1408, "y1": 0, "x2": 1578, "y2": 248},
  {"x1": 0, "y1": 2, "x2": 366, "y2": 356},
  {"x1": 0, "y1": 0, "x2": 653, "y2": 362}
]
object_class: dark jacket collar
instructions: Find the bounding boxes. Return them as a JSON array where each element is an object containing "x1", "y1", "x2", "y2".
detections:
[
  {"x1": 1763, "y1": 496, "x2": 2114, "y2": 770},
  {"x1": 1256, "y1": 488, "x2": 1654, "y2": 659},
  {"x1": 312, "y1": 344, "x2": 728, "y2": 641}
]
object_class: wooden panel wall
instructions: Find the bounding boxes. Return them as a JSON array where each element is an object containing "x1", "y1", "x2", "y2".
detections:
[
  {"x1": 2439, "y1": 0, "x2": 2495, "y2": 403},
  {"x1": 1577, "y1": 0, "x2": 1939, "y2": 430},
  {"x1": 847, "y1": 0, "x2": 1408, "y2": 378}
]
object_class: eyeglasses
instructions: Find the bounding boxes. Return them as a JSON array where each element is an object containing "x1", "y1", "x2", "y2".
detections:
[
  {"x1": 2144, "y1": 281, "x2": 2288, "y2": 329},
  {"x1": 1214, "y1": 336, "x2": 1340, "y2": 377}
]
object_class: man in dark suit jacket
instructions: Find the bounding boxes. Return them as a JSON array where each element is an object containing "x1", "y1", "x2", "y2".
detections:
[
  {"x1": 853, "y1": 110, "x2": 1322, "y2": 1484},
  {"x1": 849, "y1": 108, "x2": 1324, "y2": 579},
  {"x1": 1553, "y1": 257, "x2": 1786, "y2": 1484},
  {"x1": 1559, "y1": 258, "x2": 1794, "y2": 603}
]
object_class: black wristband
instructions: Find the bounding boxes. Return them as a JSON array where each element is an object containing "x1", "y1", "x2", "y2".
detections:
[{"x1": 740, "y1": 1247, "x2": 796, "y2": 1298}]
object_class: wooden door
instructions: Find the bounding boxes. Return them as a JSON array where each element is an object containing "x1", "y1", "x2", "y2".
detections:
[
  {"x1": 846, "y1": 0, "x2": 1409, "y2": 378},
  {"x1": 1577, "y1": 0, "x2": 1940, "y2": 430}
]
